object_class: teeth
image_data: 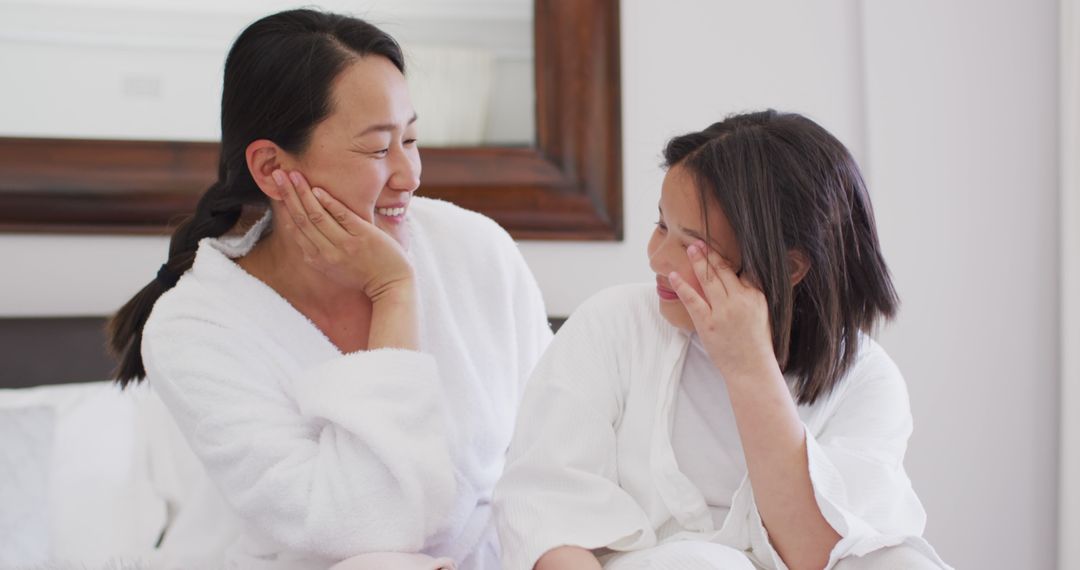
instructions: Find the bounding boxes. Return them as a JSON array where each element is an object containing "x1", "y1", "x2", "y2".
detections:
[{"x1": 376, "y1": 207, "x2": 406, "y2": 217}]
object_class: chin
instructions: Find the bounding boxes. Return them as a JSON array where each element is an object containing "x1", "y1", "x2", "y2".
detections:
[
  {"x1": 389, "y1": 227, "x2": 410, "y2": 249},
  {"x1": 373, "y1": 220, "x2": 406, "y2": 246},
  {"x1": 658, "y1": 301, "x2": 695, "y2": 332}
]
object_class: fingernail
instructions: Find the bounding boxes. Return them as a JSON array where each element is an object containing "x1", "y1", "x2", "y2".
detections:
[
  {"x1": 289, "y1": 172, "x2": 303, "y2": 186},
  {"x1": 312, "y1": 188, "x2": 323, "y2": 200},
  {"x1": 272, "y1": 170, "x2": 285, "y2": 186}
]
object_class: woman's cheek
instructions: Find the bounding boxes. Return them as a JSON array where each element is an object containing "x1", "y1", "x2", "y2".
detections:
[{"x1": 679, "y1": 259, "x2": 706, "y2": 298}]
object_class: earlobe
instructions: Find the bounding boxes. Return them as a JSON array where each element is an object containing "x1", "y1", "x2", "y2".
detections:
[
  {"x1": 245, "y1": 140, "x2": 287, "y2": 201},
  {"x1": 789, "y1": 250, "x2": 811, "y2": 286}
]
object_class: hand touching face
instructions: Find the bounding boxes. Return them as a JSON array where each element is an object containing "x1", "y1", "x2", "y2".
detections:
[
  {"x1": 647, "y1": 165, "x2": 743, "y2": 332},
  {"x1": 292, "y1": 55, "x2": 422, "y2": 248}
]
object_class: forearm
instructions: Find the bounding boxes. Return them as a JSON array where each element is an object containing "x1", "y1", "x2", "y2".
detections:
[
  {"x1": 727, "y1": 359, "x2": 840, "y2": 570},
  {"x1": 367, "y1": 281, "x2": 419, "y2": 351},
  {"x1": 534, "y1": 546, "x2": 603, "y2": 570}
]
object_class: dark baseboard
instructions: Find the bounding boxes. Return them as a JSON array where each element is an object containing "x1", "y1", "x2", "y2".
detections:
[
  {"x1": 0, "y1": 316, "x2": 567, "y2": 389},
  {"x1": 0, "y1": 317, "x2": 117, "y2": 389}
]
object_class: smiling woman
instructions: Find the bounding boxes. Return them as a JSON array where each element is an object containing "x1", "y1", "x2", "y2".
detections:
[{"x1": 100, "y1": 9, "x2": 553, "y2": 570}]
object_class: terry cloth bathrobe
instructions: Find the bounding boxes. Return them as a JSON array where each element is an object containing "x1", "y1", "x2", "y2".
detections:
[
  {"x1": 494, "y1": 284, "x2": 951, "y2": 570},
  {"x1": 141, "y1": 197, "x2": 552, "y2": 570}
]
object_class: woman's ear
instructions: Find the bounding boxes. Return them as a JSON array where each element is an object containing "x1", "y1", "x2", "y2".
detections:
[
  {"x1": 788, "y1": 249, "x2": 811, "y2": 286},
  {"x1": 245, "y1": 140, "x2": 292, "y2": 201}
]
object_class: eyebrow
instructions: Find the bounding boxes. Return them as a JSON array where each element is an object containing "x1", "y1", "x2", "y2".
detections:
[
  {"x1": 354, "y1": 113, "x2": 419, "y2": 138},
  {"x1": 683, "y1": 227, "x2": 708, "y2": 242},
  {"x1": 659, "y1": 204, "x2": 709, "y2": 244}
]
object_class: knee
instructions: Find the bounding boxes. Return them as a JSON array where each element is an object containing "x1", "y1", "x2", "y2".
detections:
[
  {"x1": 832, "y1": 544, "x2": 944, "y2": 570},
  {"x1": 603, "y1": 541, "x2": 755, "y2": 570}
]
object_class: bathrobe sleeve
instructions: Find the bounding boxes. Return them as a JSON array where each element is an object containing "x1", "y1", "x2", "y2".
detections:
[
  {"x1": 142, "y1": 315, "x2": 457, "y2": 560},
  {"x1": 494, "y1": 296, "x2": 655, "y2": 570},
  {"x1": 737, "y1": 343, "x2": 946, "y2": 569}
]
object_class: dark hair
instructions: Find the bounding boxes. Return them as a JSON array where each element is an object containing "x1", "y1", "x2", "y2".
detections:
[
  {"x1": 664, "y1": 110, "x2": 899, "y2": 405},
  {"x1": 108, "y1": 9, "x2": 405, "y2": 386}
]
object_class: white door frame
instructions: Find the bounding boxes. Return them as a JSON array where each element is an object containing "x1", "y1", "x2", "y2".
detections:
[{"x1": 1060, "y1": 1, "x2": 1079, "y2": 568}]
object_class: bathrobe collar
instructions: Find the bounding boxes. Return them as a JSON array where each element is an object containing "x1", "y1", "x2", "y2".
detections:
[{"x1": 187, "y1": 211, "x2": 341, "y2": 368}]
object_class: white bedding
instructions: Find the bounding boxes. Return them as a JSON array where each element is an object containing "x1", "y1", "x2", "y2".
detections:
[{"x1": 0, "y1": 381, "x2": 173, "y2": 567}]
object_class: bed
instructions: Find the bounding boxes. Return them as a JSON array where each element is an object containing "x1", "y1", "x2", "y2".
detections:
[{"x1": 0, "y1": 315, "x2": 564, "y2": 568}]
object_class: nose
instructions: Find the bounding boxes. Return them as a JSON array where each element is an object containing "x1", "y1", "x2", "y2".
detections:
[
  {"x1": 648, "y1": 235, "x2": 674, "y2": 276},
  {"x1": 388, "y1": 146, "x2": 421, "y2": 193}
]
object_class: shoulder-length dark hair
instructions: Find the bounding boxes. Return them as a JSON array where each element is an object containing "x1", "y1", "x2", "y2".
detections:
[
  {"x1": 665, "y1": 110, "x2": 899, "y2": 405},
  {"x1": 107, "y1": 9, "x2": 405, "y2": 386}
]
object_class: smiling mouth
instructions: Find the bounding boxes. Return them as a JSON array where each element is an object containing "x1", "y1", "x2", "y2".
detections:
[{"x1": 375, "y1": 206, "x2": 406, "y2": 217}]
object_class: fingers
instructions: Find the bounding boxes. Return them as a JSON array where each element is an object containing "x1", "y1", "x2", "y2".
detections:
[
  {"x1": 275, "y1": 169, "x2": 335, "y2": 254},
  {"x1": 669, "y1": 271, "x2": 711, "y2": 321},
  {"x1": 311, "y1": 186, "x2": 374, "y2": 238},
  {"x1": 270, "y1": 171, "x2": 320, "y2": 258},
  {"x1": 690, "y1": 241, "x2": 745, "y2": 294},
  {"x1": 687, "y1": 242, "x2": 730, "y2": 298},
  {"x1": 285, "y1": 170, "x2": 351, "y2": 246}
]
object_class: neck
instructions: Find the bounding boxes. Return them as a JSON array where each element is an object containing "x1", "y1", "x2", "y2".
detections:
[{"x1": 238, "y1": 222, "x2": 370, "y2": 320}]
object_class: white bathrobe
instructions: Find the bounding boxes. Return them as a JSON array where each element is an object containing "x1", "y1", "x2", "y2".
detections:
[
  {"x1": 494, "y1": 284, "x2": 950, "y2": 570},
  {"x1": 141, "y1": 197, "x2": 552, "y2": 570}
]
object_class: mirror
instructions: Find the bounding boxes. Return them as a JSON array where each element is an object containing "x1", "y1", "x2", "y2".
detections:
[
  {"x1": 0, "y1": 0, "x2": 621, "y2": 240},
  {"x1": 0, "y1": 0, "x2": 535, "y2": 147}
]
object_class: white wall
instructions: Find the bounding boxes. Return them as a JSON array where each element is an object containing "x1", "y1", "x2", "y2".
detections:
[
  {"x1": 0, "y1": 1, "x2": 1064, "y2": 568},
  {"x1": 1060, "y1": 0, "x2": 1079, "y2": 567},
  {"x1": 862, "y1": 1, "x2": 1059, "y2": 568}
]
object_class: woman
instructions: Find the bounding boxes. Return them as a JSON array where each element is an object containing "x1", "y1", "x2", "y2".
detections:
[
  {"x1": 107, "y1": 9, "x2": 551, "y2": 570},
  {"x1": 494, "y1": 111, "x2": 950, "y2": 570}
]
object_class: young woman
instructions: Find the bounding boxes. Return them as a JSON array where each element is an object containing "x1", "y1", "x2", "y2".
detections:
[
  {"x1": 495, "y1": 111, "x2": 951, "y2": 570},
  {"x1": 107, "y1": 9, "x2": 551, "y2": 570}
]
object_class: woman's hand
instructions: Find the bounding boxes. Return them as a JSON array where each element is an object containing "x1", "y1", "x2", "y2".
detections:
[
  {"x1": 668, "y1": 240, "x2": 776, "y2": 381},
  {"x1": 671, "y1": 241, "x2": 840, "y2": 569},
  {"x1": 273, "y1": 169, "x2": 413, "y2": 302}
]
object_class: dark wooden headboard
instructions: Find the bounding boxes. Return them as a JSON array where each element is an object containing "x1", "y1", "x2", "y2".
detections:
[
  {"x1": 0, "y1": 317, "x2": 117, "y2": 388},
  {"x1": 0, "y1": 316, "x2": 566, "y2": 389}
]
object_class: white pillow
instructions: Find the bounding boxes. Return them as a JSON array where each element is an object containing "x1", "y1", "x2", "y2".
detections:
[
  {"x1": 0, "y1": 381, "x2": 167, "y2": 566},
  {"x1": 0, "y1": 405, "x2": 54, "y2": 566}
]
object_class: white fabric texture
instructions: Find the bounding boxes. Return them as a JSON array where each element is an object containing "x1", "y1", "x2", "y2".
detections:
[
  {"x1": 670, "y1": 334, "x2": 747, "y2": 528},
  {"x1": 141, "y1": 197, "x2": 551, "y2": 570},
  {"x1": 0, "y1": 382, "x2": 166, "y2": 567},
  {"x1": 830, "y1": 544, "x2": 944, "y2": 570},
  {"x1": 494, "y1": 283, "x2": 951, "y2": 570},
  {"x1": 0, "y1": 405, "x2": 53, "y2": 566},
  {"x1": 329, "y1": 551, "x2": 456, "y2": 570},
  {"x1": 601, "y1": 541, "x2": 755, "y2": 570}
]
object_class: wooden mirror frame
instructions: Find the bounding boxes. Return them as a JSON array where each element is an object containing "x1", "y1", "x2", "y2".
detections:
[{"x1": 0, "y1": 0, "x2": 621, "y2": 241}]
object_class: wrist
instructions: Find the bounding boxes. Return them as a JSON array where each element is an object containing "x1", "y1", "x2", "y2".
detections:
[
  {"x1": 716, "y1": 345, "x2": 781, "y2": 385},
  {"x1": 367, "y1": 278, "x2": 420, "y2": 351},
  {"x1": 370, "y1": 277, "x2": 416, "y2": 306}
]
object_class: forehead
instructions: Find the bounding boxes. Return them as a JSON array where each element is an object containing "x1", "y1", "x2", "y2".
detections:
[
  {"x1": 660, "y1": 164, "x2": 706, "y2": 224},
  {"x1": 660, "y1": 163, "x2": 739, "y2": 254},
  {"x1": 327, "y1": 56, "x2": 414, "y2": 127}
]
